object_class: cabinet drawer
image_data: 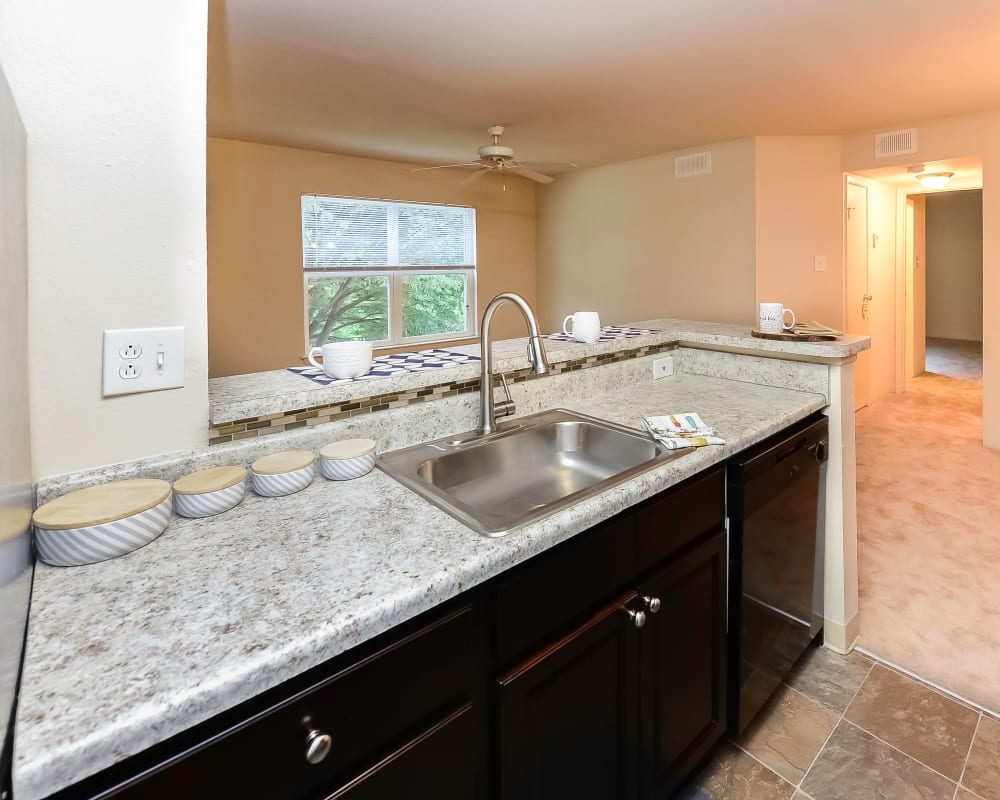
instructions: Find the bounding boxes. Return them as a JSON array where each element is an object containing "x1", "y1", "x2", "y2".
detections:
[
  {"x1": 100, "y1": 603, "x2": 485, "y2": 799},
  {"x1": 495, "y1": 514, "x2": 636, "y2": 667},
  {"x1": 635, "y1": 468, "x2": 724, "y2": 571}
]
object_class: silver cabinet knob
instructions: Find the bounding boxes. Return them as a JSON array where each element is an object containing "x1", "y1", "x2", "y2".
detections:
[
  {"x1": 305, "y1": 728, "x2": 332, "y2": 765},
  {"x1": 624, "y1": 608, "x2": 647, "y2": 629},
  {"x1": 642, "y1": 595, "x2": 661, "y2": 614}
]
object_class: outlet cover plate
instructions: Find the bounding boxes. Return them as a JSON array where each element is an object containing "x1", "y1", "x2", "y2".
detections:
[
  {"x1": 103, "y1": 327, "x2": 185, "y2": 397},
  {"x1": 652, "y1": 355, "x2": 674, "y2": 380}
]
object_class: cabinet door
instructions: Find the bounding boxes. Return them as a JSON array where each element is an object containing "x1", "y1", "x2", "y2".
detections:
[
  {"x1": 498, "y1": 592, "x2": 642, "y2": 800},
  {"x1": 321, "y1": 703, "x2": 481, "y2": 800},
  {"x1": 638, "y1": 531, "x2": 727, "y2": 799}
]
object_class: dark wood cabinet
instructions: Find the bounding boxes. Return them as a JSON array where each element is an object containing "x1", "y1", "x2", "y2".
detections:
[
  {"x1": 638, "y1": 531, "x2": 727, "y2": 799},
  {"x1": 61, "y1": 465, "x2": 733, "y2": 800},
  {"x1": 493, "y1": 470, "x2": 728, "y2": 800},
  {"x1": 73, "y1": 603, "x2": 489, "y2": 800},
  {"x1": 497, "y1": 592, "x2": 642, "y2": 800},
  {"x1": 322, "y1": 703, "x2": 480, "y2": 800}
]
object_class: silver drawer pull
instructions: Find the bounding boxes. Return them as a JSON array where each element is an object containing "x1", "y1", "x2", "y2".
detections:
[
  {"x1": 642, "y1": 595, "x2": 661, "y2": 614},
  {"x1": 305, "y1": 728, "x2": 332, "y2": 765}
]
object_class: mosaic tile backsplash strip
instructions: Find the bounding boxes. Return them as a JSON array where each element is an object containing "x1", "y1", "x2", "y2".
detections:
[
  {"x1": 209, "y1": 341, "x2": 677, "y2": 444},
  {"x1": 288, "y1": 348, "x2": 481, "y2": 387}
]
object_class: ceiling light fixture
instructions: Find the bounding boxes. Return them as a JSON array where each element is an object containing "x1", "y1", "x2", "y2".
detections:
[{"x1": 916, "y1": 171, "x2": 954, "y2": 189}]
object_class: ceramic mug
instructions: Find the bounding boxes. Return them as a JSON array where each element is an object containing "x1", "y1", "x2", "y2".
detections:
[
  {"x1": 759, "y1": 303, "x2": 796, "y2": 333},
  {"x1": 307, "y1": 341, "x2": 373, "y2": 380},
  {"x1": 562, "y1": 311, "x2": 602, "y2": 344}
]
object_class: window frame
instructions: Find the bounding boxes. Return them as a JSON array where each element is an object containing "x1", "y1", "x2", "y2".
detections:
[{"x1": 301, "y1": 195, "x2": 479, "y2": 352}]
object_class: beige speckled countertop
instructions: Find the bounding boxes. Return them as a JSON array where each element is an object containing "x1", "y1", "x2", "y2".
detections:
[
  {"x1": 209, "y1": 318, "x2": 868, "y2": 424},
  {"x1": 15, "y1": 372, "x2": 827, "y2": 800}
]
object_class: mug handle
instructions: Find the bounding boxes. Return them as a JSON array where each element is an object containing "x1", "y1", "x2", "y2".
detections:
[
  {"x1": 782, "y1": 308, "x2": 797, "y2": 331},
  {"x1": 307, "y1": 347, "x2": 324, "y2": 369},
  {"x1": 563, "y1": 314, "x2": 574, "y2": 336}
]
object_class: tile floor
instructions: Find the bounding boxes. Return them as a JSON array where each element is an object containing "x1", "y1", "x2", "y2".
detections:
[{"x1": 679, "y1": 646, "x2": 1000, "y2": 799}]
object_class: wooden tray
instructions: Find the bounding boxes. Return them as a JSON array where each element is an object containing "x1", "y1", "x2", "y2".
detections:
[{"x1": 751, "y1": 328, "x2": 840, "y2": 342}]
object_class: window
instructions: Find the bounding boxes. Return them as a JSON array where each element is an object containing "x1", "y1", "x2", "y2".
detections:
[{"x1": 302, "y1": 195, "x2": 477, "y2": 349}]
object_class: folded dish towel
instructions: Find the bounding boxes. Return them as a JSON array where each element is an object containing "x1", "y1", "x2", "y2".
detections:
[{"x1": 642, "y1": 413, "x2": 726, "y2": 450}]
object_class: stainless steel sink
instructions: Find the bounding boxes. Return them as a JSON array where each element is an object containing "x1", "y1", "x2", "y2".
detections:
[{"x1": 377, "y1": 408, "x2": 688, "y2": 536}]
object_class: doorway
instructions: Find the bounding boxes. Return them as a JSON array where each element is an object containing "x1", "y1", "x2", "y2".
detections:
[{"x1": 922, "y1": 189, "x2": 984, "y2": 381}]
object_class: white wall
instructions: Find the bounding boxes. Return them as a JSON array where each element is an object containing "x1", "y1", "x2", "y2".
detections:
[
  {"x1": 536, "y1": 138, "x2": 757, "y2": 331},
  {"x1": 925, "y1": 190, "x2": 983, "y2": 341},
  {"x1": 0, "y1": 1, "x2": 209, "y2": 478},
  {"x1": 754, "y1": 137, "x2": 845, "y2": 328}
]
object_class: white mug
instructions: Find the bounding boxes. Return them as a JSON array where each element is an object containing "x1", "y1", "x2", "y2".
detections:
[
  {"x1": 563, "y1": 311, "x2": 602, "y2": 344},
  {"x1": 307, "y1": 341, "x2": 373, "y2": 380},
  {"x1": 759, "y1": 303, "x2": 796, "y2": 333}
]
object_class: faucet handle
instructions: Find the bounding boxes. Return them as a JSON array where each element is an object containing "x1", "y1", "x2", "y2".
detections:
[{"x1": 494, "y1": 373, "x2": 516, "y2": 419}]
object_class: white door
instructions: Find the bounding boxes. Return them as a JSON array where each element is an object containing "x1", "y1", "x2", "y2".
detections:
[{"x1": 846, "y1": 181, "x2": 871, "y2": 410}]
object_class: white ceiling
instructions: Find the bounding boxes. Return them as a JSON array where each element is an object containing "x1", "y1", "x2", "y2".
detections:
[{"x1": 208, "y1": 0, "x2": 1000, "y2": 169}]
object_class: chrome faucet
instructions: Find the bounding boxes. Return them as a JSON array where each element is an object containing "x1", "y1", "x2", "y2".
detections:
[{"x1": 478, "y1": 292, "x2": 550, "y2": 435}]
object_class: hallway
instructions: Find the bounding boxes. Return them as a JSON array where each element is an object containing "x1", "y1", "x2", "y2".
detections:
[{"x1": 855, "y1": 337, "x2": 1000, "y2": 714}]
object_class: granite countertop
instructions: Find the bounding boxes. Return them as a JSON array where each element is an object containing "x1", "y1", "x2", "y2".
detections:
[
  {"x1": 15, "y1": 373, "x2": 828, "y2": 800},
  {"x1": 209, "y1": 318, "x2": 868, "y2": 424}
]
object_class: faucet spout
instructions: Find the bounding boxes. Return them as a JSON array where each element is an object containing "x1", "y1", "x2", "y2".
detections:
[{"x1": 478, "y1": 292, "x2": 550, "y2": 435}]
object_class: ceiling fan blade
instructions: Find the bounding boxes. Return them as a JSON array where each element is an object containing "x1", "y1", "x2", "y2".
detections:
[
  {"x1": 460, "y1": 168, "x2": 490, "y2": 185},
  {"x1": 410, "y1": 162, "x2": 481, "y2": 172},
  {"x1": 508, "y1": 164, "x2": 554, "y2": 184},
  {"x1": 521, "y1": 160, "x2": 579, "y2": 170}
]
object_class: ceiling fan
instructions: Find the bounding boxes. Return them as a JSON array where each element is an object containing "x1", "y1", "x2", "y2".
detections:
[{"x1": 412, "y1": 125, "x2": 576, "y2": 189}]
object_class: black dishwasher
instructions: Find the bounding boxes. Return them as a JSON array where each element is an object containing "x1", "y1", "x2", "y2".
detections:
[{"x1": 726, "y1": 414, "x2": 828, "y2": 736}]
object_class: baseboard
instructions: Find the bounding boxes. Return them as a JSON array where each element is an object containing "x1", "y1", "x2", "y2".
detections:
[{"x1": 822, "y1": 612, "x2": 860, "y2": 654}]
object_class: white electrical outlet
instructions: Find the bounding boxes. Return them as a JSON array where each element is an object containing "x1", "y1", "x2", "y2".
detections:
[
  {"x1": 814, "y1": 255, "x2": 827, "y2": 272},
  {"x1": 103, "y1": 327, "x2": 185, "y2": 397},
  {"x1": 652, "y1": 355, "x2": 674, "y2": 380}
]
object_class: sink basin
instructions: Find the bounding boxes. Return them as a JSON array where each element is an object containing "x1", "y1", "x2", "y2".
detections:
[{"x1": 377, "y1": 408, "x2": 688, "y2": 536}]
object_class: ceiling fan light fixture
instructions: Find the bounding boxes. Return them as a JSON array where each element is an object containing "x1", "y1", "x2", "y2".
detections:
[{"x1": 917, "y1": 171, "x2": 954, "y2": 189}]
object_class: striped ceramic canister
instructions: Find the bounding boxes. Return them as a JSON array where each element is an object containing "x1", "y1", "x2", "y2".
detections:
[
  {"x1": 251, "y1": 451, "x2": 316, "y2": 497},
  {"x1": 319, "y1": 439, "x2": 376, "y2": 481},
  {"x1": 173, "y1": 466, "x2": 247, "y2": 518},
  {"x1": 32, "y1": 479, "x2": 173, "y2": 567}
]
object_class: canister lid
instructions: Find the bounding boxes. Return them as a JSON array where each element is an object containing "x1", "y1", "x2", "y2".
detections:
[
  {"x1": 32, "y1": 479, "x2": 171, "y2": 530},
  {"x1": 251, "y1": 450, "x2": 316, "y2": 475},
  {"x1": 173, "y1": 465, "x2": 246, "y2": 495},
  {"x1": 320, "y1": 439, "x2": 376, "y2": 460}
]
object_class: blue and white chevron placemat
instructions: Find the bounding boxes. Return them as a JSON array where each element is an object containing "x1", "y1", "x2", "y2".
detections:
[
  {"x1": 289, "y1": 348, "x2": 480, "y2": 386},
  {"x1": 546, "y1": 325, "x2": 662, "y2": 343}
]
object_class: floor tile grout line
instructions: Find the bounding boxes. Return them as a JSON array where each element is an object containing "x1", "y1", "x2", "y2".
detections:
[
  {"x1": 954, "y1": 712, "x2": 983, "y2": 800},
  {"x1": 841, "y1": 718, "x2": 961, "y2": 788},
  {"x1": 794, "y1": 657, "x2": 876, "y2": 791},
  {"x1": 729, "y1": 736, "x2": 798, "y2": 792},
  {"x1": 855, "y1": 646, "x2": 1000, "y2": 718}
]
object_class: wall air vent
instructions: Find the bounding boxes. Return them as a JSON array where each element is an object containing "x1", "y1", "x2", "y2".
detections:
[
  {"x1": 674, "y1": 151, "x2": 713, "y2": 178},
  {"x1": 874, "y1": 128, "x2": 918, "y2": 159}
]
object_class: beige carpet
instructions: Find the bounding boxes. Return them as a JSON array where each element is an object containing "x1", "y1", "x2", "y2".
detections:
[{"x1": 855, "y1": 338, "x2": 1000, "y2": 714}]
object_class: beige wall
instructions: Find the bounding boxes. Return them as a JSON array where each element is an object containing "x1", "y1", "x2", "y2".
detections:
[
  {"x1": 536, "y1": 138, "x2": 757, "y2": 331},
  {"x1": 842, "y1": 109, "x2": 1000, "y2": 447},
  {"x1": 754, "y1": 137, "x2": 845, "y2": 328},
  {"x1": 208, "y1": 138, "x2": 537, "y2": 377},
  {"x1": 0, "y1": 0, "x2": 209, "y2": 478},
  {"x1": 925, "y1": 190, "x2": 983, "y2": 342}
]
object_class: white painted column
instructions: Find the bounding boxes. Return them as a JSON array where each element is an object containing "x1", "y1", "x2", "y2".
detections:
[{"x1": 821, "y1": 358, "x2": 861, "y2": 652}]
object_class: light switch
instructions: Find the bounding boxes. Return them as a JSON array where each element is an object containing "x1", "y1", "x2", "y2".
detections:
[
  {"x1": 814, "y1": 255, "x2": 827, "y2": 272},
  {"x1": 103, "y1": 327, "x2": 185, "y2": 397}
]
